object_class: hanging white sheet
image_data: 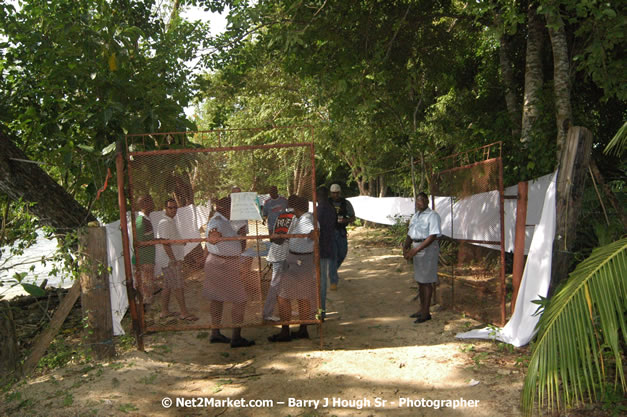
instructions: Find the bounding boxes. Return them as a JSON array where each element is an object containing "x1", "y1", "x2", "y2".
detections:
[
  {"x1": 455, "y1": 172, "x2": 557, "y2": 346},
  {"x1": 347, "y1": 172, "x2": 554, "y2": 255}
]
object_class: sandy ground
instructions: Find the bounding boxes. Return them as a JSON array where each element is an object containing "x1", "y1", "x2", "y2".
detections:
[{"x1": 1, "y1": 227, "x2": 529, "y2": 417}]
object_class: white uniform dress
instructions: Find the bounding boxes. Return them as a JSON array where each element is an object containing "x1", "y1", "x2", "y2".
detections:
[
  {"x1": 407, "y1": 207, "x2": 441, "y2": 284},
  {"x1": 203, "y1": 212, "x2": 246, "y2": 303},
  {"x1": 278, "y1": 212, "x2": 317, "y2": 305}
]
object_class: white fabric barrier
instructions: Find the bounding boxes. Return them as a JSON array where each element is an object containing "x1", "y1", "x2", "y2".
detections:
[
  {"x1": 105, "y1": 219, "x2": 131, "y2": 336},
  {"x1": 455, "y1": 172, "x2": 557, "y2": 346},
  {"x1": 347, "y1": 172, "x2": 554, "y2": 255},
  {"x1": 346, "y1": 196, "x2": 415, "y2": 225}
]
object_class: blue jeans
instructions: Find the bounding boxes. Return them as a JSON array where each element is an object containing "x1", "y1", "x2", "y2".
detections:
[
  {"x1": 262, "y1": 261, "x2": 283, "y2": 319},
  {"x1": 331, "y1": 229, "x2": 348, "y2": 284},
  {"x1": 319, "y1": 257, "x2": 336, "y2": 313}
]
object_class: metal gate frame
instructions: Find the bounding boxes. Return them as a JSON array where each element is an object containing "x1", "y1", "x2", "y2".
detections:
[
  {"x1": 115, "y1": 127, "x2": 322, "y2": 349},
  {"x1": 431, "y1": 142, "x2": 507, "y2": 325}
]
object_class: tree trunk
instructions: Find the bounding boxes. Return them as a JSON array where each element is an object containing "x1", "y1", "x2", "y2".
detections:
[
  {"x1": 378, "y1": 175, "x2": 387, "y2": 197},
  {"x1": 546, "y1": 10, "x2": 572, "y2": 157},
  {"x1": 549, "y1": 126, "x2": 593, "y2": 295},
  {"x1": 0, "y1": 301, "x2": 21, "y2": 383},
  {"x1": 0, "y1": 132, "x2": 96, "y2": 229},
  {"x1": 521, "y1": 3, "x2": 545, "y2": 144},
  {"x1": 498, "y1": 31, "x2": 522, "y2": 140},
  {"x1": 589, "y1": 159, "x2": 627, "y2": 228}
]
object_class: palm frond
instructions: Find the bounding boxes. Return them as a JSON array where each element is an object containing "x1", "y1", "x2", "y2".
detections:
[
  {"x1": 522, "y1": 237, "x2": 627, "y2": 416},
  {"x1": 603, "y1": 121, "x2": 626, "y2": 157}
]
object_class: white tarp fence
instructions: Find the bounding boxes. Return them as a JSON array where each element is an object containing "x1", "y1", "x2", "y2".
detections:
[
  {"x1": 455, "y1": 171, "x2": 557, "y2": 346},
  {"x1": 347, "y1": 172, "x2": 554, "y2": 255}
]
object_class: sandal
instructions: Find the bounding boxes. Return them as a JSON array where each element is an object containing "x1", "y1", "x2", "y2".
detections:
[
  {"x1": 268, "y1": 333, "x2": 292, "y2": 343},
  {"x1": 231, "y1": 338, "x2": 255, "y2": 348},
  {"x1": 179, "y1": 314, "x2": 199, "y2": 322},
  {"x1": 210, "y1": 334, "x2": 231, "y2": 344},
  {"x1": 159, "y1": 312, "x2": 178, "y2": 319}
]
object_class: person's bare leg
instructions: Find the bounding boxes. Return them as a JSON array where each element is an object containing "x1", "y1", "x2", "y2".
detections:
[
  {"x1": 415, "y1": 283, "x2": 433, "y2": 323},
  {"x1": 292, "y1": 299, "x2": 310, "y2": 338},
  {"x1": 160, "y1": 288, "x2": 172, "y2": 317},
  {"x1": 174, "y1": 289, "x2": 196, "y2": 320},
  {"x1": 230, "y1": 302, "x2": 254, "y2": 347},
  {"x1": 269, "y1": 297, "x2": 292, "y2": 341},
  {"x1": 209, "y1": 301, "x2": 229, "y2": 342}
]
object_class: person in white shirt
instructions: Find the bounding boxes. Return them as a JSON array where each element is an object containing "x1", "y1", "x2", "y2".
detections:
[
  {"x1": 203, "y1": 197, "x2": 255, "y2": 348},
  {"x1": 403, "y1": 192, "x2": 441, "y2": 323},
  {"x1": 268, "y1": 195, "x2": 318, "y2": 342},
  {"x1": 156, "y1": 199, "x2": 197, "y2": 321}
]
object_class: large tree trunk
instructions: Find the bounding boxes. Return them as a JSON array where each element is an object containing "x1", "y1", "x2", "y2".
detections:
[
  {"x1": 378, "y1": 175, "x2": 387, "y2": 197},
  {"x1": 549, "y1": 126, "x2": 593, "y2": 295},
  {"x1": 498, "y1": 31, "x2": 522, "y2": 140},
  {"x1": 0, "y1": 133, "x2": 96, "y2": 229},
  {"x1": 546, "y1": 10, "x2": 572, "y2": 157},
  {"x1": 0, "y1": 301, "x2": 20, "y2": 382},
  {"x1": 521, "y1": 3, "x2": 545, "y2": 144}
]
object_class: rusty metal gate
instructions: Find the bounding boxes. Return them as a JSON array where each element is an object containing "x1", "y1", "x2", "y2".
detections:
[
  {"x1": 115, "y1": 128, "x2": 321, "y2": 349},
  {"x1": 430, "y1": 142, "x2": 507, "y2": 325}
]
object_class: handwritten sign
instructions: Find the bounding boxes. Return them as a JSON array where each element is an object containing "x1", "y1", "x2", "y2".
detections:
[{"x1": 230, "y1": 192, "x2": 262, "y2": 221}]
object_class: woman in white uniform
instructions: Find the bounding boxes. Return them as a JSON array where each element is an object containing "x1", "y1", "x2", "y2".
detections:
[
  {"x1": 268, "y1": 195, "x2": 317, "y2": 342},
  {"x1": 403, "y1": 192, "x2": 441, "y2": 323},
  {"x1": 203, "y1": 197, "x2": 255, "y2": 348}
]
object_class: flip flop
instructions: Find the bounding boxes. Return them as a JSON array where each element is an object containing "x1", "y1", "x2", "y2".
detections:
[
  {"x1": 159, "y1": 312, "x2": 178, "y2": 319},
  {"x1": 268, "y1": 333, "x2": 292, "y2": 343},
  {"x1": 179, "y1": 314, "x2": 199, "y2": 322}
]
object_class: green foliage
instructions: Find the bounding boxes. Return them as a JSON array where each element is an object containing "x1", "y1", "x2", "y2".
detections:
[
  {"x1": 36, "y1": 337, "x2": 90, "y2": 371},
  {"x1": 0, "y1": 0, "x2": 207, "y2": 222},
  {"x1": 522, "y1": 238, "x2": 627, "y2": 416},
  {"x1": 604, "y1": 121, "x2": 627, "y2": 157}
]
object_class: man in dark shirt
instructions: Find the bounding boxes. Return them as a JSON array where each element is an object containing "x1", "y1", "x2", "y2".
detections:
[
  {"x1": 329, "y1": 183, "x2": 355, "y2": 290},
  {"x1": 316, "y1": 186, "x2": 337, "y2": 319}
]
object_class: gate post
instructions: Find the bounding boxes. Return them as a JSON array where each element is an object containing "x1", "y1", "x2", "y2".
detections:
[
  {"x1": 511, "y1": 181, "x2": 528, "y2": 314},
  {"x1": 79, "y1": 227, "x2": 116, "y2": 359}
]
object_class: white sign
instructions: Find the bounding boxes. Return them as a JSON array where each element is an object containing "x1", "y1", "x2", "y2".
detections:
[{"x1": 230, "y1": 192, "x2": 262, "y2": 221}]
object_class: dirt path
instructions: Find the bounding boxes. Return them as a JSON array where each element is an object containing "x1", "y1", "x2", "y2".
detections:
[{"x1": 2, "y1": 227, "x2": 527, "y2": 417}]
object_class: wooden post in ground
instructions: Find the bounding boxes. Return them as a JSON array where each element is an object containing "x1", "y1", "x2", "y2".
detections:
[
  {"x1": 23, "y1": 280, "x2": 81, "y2": 375},
  {"x1": 0, "y1": 300, "x2": 21, "y2": 382},
  {"x1": 511, "y1": 181, "x2": 528, "y2": 314},
  {"x1": 550, "y1": 126, "x2": 593, "y2": 295},
  {"x1": 79, "y1": 227, "x2": 116, "y2": 359}
]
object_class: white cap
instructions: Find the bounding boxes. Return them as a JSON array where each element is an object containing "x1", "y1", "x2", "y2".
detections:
[{"x1": 330, "y1": 184, "x2": 341, "y2": 192}]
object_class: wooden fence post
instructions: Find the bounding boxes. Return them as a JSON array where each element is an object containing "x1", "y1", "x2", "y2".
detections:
[
  {"x1": 550, "y1": 126, "x2": 593, "y2": 295},
  {"x1": 511, "y1": 181, "x2": 528, "y2": 314},
  {"x1": 80, "y1": 227, "x2": 116, "y2": 359}
]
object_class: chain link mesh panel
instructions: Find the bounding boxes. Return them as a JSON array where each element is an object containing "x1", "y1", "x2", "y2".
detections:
[
  {"x1": 431, "y1": 143, "x2": 507, "y2": 324},
  {"x1": 124, "y1": 129, "x2": 320, "y2": 332}
]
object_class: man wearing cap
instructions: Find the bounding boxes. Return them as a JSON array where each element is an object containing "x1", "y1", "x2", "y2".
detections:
[
  {"x1": 329, "y1": 183, "x2": 355, "y2": 290},
  {"x1": 403, "y1": 192, "x2": 441, "y2": 323}
]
